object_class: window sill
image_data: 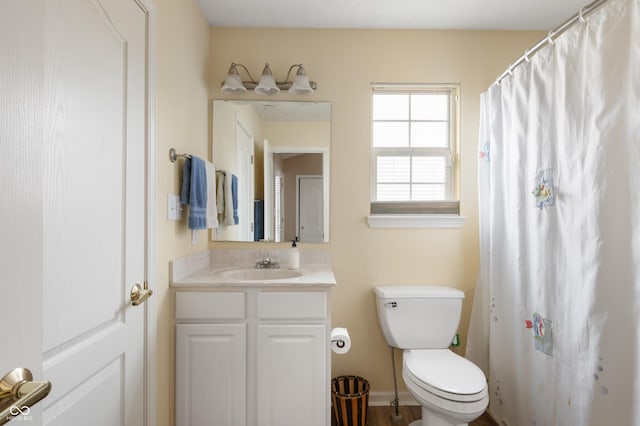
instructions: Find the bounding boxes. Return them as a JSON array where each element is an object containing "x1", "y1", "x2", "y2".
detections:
[{"x1": 366, "y1": 214, "x2": 466, "y2": 229}]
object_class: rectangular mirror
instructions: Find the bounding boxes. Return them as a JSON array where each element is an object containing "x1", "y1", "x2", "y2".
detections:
[{"x1": 211, "y1": 100, "x2": 330, "y2": 243}]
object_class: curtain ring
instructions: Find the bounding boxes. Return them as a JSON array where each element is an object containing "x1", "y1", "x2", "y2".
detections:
[
  {"x1": 546, "y1": 30, "x2": 555, "y2": 45},
  {"x1": 579, "y1": 8, "x2": 586, "y2": 23},
  {"x1": 523, "y1": 48, "x2": 531, "y2": 63}
]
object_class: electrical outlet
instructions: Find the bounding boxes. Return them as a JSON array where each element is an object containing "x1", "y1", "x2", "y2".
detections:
[{"x1": 168, "y1": 194, "x2": 183, "y2": 220}]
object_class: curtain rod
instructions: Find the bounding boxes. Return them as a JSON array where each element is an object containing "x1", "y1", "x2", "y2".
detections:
[{"x1": 493, "y1": 0, "x2": 610, "y2": 86}]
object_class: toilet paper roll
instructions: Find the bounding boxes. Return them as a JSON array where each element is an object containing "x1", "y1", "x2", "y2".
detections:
[{"x1": 331, "y1": 327, "x2": 351, "y2": 354}]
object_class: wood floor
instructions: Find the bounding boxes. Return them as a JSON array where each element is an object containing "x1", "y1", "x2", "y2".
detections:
[{"x1": 333, "y1": 405, "x2": 497, "y2": 426}]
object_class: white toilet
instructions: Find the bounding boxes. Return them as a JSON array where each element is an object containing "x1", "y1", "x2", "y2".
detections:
[{"x1": 374, "y1": 285, "x2": 489, "y2": 426}]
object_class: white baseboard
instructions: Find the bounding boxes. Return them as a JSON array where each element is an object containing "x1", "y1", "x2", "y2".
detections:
[{"x1": 368, "y1": 391, "x2": 418, "y2": 406}]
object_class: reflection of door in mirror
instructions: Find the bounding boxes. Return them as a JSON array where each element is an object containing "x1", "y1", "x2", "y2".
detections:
[
  {"x1": 298, "y1": 176, "x2": 323, "y2": 242},
  {"x1": 236, "y1": 122, "x2": 254, "y2": 241},
  {"x1": 211, "y1": 110, "x2": 255, "y2": 241}
]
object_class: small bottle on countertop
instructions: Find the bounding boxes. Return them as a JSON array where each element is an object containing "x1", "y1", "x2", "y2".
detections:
[{"x1": 289, "y1": 239, "x2": 300, "y2": 270}]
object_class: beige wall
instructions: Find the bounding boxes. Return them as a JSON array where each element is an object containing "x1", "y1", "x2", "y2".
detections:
[
  {"x1": 209, "y1": 28, "x2": 543, "y2": 394},
  {"x1": 155, "y1": 1, "x2": 210, "y2": 425}
]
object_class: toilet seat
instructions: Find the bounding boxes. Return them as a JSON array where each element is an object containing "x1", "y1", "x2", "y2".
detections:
[{"x1": 404, "y1": 349, "x2": 487, "y2": 403}]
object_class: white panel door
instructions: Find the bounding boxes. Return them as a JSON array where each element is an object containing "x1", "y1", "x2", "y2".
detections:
[
  {"x1": 256, "y1": 325, "x2": 326, "y2": 426},
  {"x1": 41, "y1": 0, "x2": 148, "y2": 423},
  {"x1": 41, "y1": 0, "x2": 149, "y2": 424},
  {"x1": 298, "y1": 177, "x2": 324, "y2": 243},
  {"x1": 176, "y1": 324, "x2": 247, "y2": 426},
  {"x1": 0, "y1": 0, "x2": 150, "y2": 425}
]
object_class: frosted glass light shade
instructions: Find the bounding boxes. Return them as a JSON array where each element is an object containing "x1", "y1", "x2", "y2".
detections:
[
  {"x1": 255, "y1": 63, "x2": 280, "y2": 95},
  {"x1": 288, "y1": 74, "x2": 314, "y2": 94},
  {"x1": 221, "y1": 73, "x2": 247, "y2": 93},
  {"x1": 255, "y1": 75, "x2": 280, "y2": 95}
]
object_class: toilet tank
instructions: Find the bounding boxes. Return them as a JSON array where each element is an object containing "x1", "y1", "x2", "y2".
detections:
[{"x1": 374, "y1": 285, "x2": 464, "y2": 349}]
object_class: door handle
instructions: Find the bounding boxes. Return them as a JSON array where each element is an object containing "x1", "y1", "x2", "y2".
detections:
[
  {"x1": 131, "y1": 282, "x2": 153, "y2": 306},
  {"x1": 0, "y1": 368, "x2": 51, "y2": 425}
]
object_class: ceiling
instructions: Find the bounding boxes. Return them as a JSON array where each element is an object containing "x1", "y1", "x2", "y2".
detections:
[{"x1": 196, "y1": 0, "x2": 589, "y2": 31}]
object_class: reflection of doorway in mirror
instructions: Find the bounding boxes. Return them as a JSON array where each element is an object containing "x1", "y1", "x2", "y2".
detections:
[
  {"x1": 297, "y1": 176, "x2": 323, "y2": 242},
  {"x1": 281, "y1": 153, "x2": 322, "y2": 242},
  {"x1": 235, "y1": 121, "x2": 255, "y2": 241}
]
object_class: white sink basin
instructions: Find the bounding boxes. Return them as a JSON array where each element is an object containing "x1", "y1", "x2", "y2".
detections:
[{"x1": 218, "y1": 268, "x2": 303, "y2": 281}]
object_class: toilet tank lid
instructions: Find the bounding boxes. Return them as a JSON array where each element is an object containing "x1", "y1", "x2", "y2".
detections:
[{"x1": 374, "y1": 285, "x2": 464, "y2": 299}]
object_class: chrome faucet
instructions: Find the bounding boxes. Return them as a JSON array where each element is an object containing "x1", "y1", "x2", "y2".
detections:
[{"x1": 255, "y1": 252, "x2": 280, "y2": 269}]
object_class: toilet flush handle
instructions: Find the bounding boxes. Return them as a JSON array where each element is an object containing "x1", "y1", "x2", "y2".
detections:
[{"x1": 384, "y1": 301, "x2": 398, "y2": 308}]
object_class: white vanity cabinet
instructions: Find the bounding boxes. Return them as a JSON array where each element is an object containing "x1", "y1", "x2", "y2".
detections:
[
  {"x1": 256, "y1": 291, "x2": 328, "y2": 426},
  {"x1": 175, "y1": 287, "x2": 331, "y2": 426},
  {"x1": 176, "y1": 323, "x2": 247, "y2": 425},
  {"x1": 175, "y1": 292, "x2": 247, "y2": 426}
]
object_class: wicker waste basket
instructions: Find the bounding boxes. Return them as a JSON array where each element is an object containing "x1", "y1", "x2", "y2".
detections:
[{"x1": 331, "y1": 375, "x2": 370, "y2": 426}]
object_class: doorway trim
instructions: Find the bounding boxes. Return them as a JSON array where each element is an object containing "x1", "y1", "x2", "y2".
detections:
[{"x1": 137, "y1": 0, "x2": 158, "y2": 425}]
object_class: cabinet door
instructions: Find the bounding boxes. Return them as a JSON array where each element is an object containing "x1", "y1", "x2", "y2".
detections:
[
  {"x1": 176, "y1": 323, "x2": 246, "y2": 426},
  {"x1": 257, "y1": 324, "x2": 327, "y2": 426}
]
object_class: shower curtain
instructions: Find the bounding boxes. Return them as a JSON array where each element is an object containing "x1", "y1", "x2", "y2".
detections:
[{"x1": 466, "y1": 0, "x2": 640, "y2": 424}]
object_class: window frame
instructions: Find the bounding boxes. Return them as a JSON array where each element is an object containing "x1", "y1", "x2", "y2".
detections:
[{"x1": 368, "y1": 83, "x2": 463, "y2": 227}]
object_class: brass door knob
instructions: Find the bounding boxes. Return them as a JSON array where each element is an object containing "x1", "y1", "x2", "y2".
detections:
[
  {"x1": 0, "y1": 368, "x2": 51, "y2": 425},
  {"x1": 131, "y1": 283, "x2": 153, "y2": 306}
]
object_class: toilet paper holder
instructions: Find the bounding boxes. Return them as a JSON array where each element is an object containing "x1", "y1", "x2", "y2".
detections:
[
  {"x1": 331, "y1": 338, "x2": 346, "y2": 348},
  {"x1": 330, "y1": 327, "x2": 351, "y2": 354}
]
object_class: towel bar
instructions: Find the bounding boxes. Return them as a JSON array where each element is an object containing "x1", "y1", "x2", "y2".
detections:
[{"x1": 169, "y1": 148, "x2": 191, "y2": 163}]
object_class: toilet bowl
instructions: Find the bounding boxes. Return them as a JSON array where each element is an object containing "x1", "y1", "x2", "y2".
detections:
[
  {"x1": 403, "y1": 349, "x2": 488, "y2": 426},
  {"x1": 373, "y1": 285, "x2": 489, "y2": 426}
]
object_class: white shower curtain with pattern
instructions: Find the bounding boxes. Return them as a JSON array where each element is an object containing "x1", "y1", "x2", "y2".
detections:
[{"x1": 467, "y1": 0, "x2": 640, "y2": 424}]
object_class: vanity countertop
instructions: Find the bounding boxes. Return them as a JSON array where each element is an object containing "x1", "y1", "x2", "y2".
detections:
[
  {"x1": 172, "y1": 264, "x2": 336, "y2": 288},
  {"x1": 170, "y1": 248, "x2": 337, "y2": 288}
]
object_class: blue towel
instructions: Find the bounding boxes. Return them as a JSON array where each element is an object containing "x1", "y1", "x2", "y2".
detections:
[
  {"x1": 231, "y1": 174, "x2": 239, "y2": 225},
  {"x1": 180, "y1": 156, "x2": 208, "y2": 230},
  {"x1": 180, "y1": 158, "x2": 191, "y2": 205},
  {"x1": 254, "y1": 200, "x2": 264, "y2": 241}
]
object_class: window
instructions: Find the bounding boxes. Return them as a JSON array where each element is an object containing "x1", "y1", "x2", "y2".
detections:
[{"x1": 370, "y1": 84, "x2": 460, "y2": 222}]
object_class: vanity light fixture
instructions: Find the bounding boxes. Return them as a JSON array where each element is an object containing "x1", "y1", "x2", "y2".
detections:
[{"x1": 220, "y1": 62, "x2": 317, "y2": 95}]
